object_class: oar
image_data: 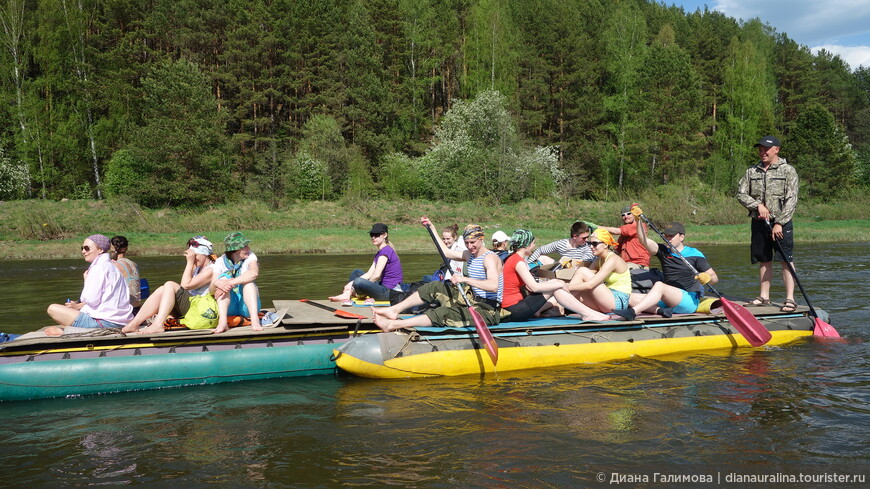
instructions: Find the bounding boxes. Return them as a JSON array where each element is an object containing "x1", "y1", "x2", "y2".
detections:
[
  {"x1": 637, "y1": 213, "x2": 772, "y2": 347},
  {"x1": 764, "y1": 220, "x2": 840, "y2": 338},
  {"x1": 424, "y1": 222, "x2": 498, "y2": 365},
  {"x1": 300, "y1": 299, "x2": 367, "y2": 320}
]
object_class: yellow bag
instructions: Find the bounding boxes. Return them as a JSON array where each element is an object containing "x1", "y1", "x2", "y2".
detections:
[
  {"x1": 696, "y1": 298, "x2": 723, "y2": 314},
  {"x1": 180, "y1": 293, "x2": 219, "y2": 329}
]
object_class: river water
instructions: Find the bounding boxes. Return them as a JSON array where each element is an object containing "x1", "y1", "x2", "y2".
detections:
[{"x1": 1, "y1": 244, "x2": 868, "y2": 488}]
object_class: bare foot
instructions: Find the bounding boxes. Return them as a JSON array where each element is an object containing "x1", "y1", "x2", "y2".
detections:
[
  {"x1": 252, "y1": 323, "x2": 263, "y2": 331},
  {"x1": 581, "y1": 311, "x2": 610, "y2": 321},
  {"x1": 213, "y1": 324, "x2": 229, "y2": 334},
  {"x1": 329, "y1": 293, "x2": 351, "y2": 302},
  {"x1": 372, "y1": 313, "x2": 397, "y2": 332},
  {"x1": 371, "y1": 306, "x2": 398, "y2": 320},
  {"x1": 136, "y1": 325, "x2": 165, "y2": 334},
  {"x1": 121, "y1": 323, "x2": 141, "y2": 333},
  {"x1": 44, "y1": 326, "x2": 64, "y2": 336}
]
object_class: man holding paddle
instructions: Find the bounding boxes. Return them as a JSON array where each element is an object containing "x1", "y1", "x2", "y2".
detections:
[
  {"x1": 372, "y1": 218, "x2": 503, "y2": 333},
  {"x1": 616, "y1": 209, "x2": 718, "y2": 319},
  {"x1": 736, "y1": 136, "x2": 799, "y2": 312}
]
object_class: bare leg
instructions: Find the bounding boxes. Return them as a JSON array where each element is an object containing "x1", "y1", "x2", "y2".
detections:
[
  {"x1": 47, "y1": 303, "x2": 79, "y2": 327},
  {"x1": 373, "y1": 311, "x2": 432, "y2": 332},
  {"x1": 124, "y1": 284, "x2": 166, "y2": 332},
  {"x1": 551, "y1": 289, "x2": 610, "y2": 321},
  {"x1": 782, "y1": 261, "x2": 795, "y2": 302},
  {"x1": 243, "y1": 283, "x2": 263, "y2": 331},
  {"x1": 758, "y1": 261, "x2": 772, "y2": 301},
  {"x1": 372, "y1": 291, "x2": 424, "y2": 320},
  {"x1": 329, "y1": 282, "x2": 353, "y2": 302},
  {"x1": 630, "y1": 282, "x2": 685, "y2": 315},
  {"x1": 137, "y1": 283, "x2": 181, "y2": 334},
  {"x1": 213, "y1": 294, "x2": 231, "y2": 334}
]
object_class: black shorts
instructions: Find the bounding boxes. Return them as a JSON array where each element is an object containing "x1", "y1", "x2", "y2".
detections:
[
  {"x1": 750, "y1": 219, "x2": 793, "y2": 264},
  {"x1": 502, "y1": 293, "x2": 549, "y2": 322}
]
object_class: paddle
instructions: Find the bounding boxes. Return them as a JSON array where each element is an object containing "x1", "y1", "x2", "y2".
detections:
[
  {"x1": 636, "y1": 212, "x2": 772, "y2": 347},
  {"x1": 424, "y1": 222, "x2": 498, "y2": 365},
  {"x1": 300, "y1": 299, "x2": 367, "y2": 320},
  {"x1": 764, "y1": 220, "x2": 840, "y2": 338}
]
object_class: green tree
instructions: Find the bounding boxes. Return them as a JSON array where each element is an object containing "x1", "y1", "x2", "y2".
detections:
[
  {"x1": 107, "y1": 58, "x2": 229, "y2": 207},
  {"x1": 789, "y1": 102, "x2": 856, "y2": 197},
  {"x1": 715, "y1": 29, "x2": 776, "y2": 191},
  {"x1": 636, "y1": 25, "x2": 704, "y2": 186},
  {"x1": 601, "y1": 0, "x2": 648, "y2": 192}
]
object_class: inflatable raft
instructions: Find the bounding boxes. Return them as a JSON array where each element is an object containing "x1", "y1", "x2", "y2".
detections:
[
  {"x1": 0, "y1": 300, "x2": 374, "y2": 402},
  {"x1": 332, "y1": 302, "x2": 821, "y2": 379}
]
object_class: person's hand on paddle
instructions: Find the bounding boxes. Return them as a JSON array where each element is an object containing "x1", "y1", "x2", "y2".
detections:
[
  {"x1": 420, "y1": 216, "x2": 433, "y2": 229},
  {"x1": 769, "y1": 221, "x2": 784, "y2": 240},
  {"x1": 631, "y1": 205, "x2": 643, "y2": 217},
  {"x1": 756, "y1": 203, "x2": 771, "y2": 220},
  {"x1": 695, "y1": 272, "x2": 712, "y2": 285},
  {"x1": 450, "y1": 273, "x2": 466, "y2": 285}
]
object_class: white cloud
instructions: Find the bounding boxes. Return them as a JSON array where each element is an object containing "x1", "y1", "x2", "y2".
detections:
[
  {"x1": 713, "y1": 0, "x2": 870, "y2": 44},
  {"x1": 811, "y1": 44, "x2": 870, "y2": 70},
  {"x1": 708, "y1": 0, "x2": 870, "y2": 70}
]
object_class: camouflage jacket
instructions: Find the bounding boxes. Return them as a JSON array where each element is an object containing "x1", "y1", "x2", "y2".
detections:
[{"x1": 736, "y1": 157, "x2": 799, "y2": 224}]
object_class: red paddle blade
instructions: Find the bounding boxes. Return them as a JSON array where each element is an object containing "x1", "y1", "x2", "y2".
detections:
[
  {"x1": 335, "y1": 309, "x2": 366, "y2": 320},
  {"x1": 720, "y1": 298, "x2": 772, "y2": 347},
  {"x1": 813, "y1": 318, "x2": 841, "y2": 338},
  {"x1": 469, "y1": 306, "x2": 498, "y2": 365}
]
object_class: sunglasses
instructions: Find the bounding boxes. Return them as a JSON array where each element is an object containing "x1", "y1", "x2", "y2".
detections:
[
  {"x1": 81, "y1": 245, "x2": 91, "y2": 252},
  {"x1": 587, "y1": 241, "x2": 603, "y2": 247},
  {"x1": 621, "y1": 213, "x2": 632, "y2": 217},
  {"x1": 369, "y1": 233, "x2": 383, "y2": 238}
]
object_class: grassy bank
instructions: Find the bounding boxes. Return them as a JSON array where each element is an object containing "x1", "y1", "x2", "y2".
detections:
[{"x1": 1, "y1": 197, "x2": 868, "y2": 260}]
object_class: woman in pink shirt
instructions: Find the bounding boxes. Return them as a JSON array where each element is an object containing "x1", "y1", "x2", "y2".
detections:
[{"x1": 44, "y1": 234, "x2": 133, "y2": 336}]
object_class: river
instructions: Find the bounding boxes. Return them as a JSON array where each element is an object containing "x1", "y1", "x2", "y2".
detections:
[{"x1": 0, "y1": 244, "x2": 868, "y2": 487}]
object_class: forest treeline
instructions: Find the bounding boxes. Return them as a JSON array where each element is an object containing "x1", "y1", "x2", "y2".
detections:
[{"x1": 0, "y1": 0, "x2": 868, "y2": 207}]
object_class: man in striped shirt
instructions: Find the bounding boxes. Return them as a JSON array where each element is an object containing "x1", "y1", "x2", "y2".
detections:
[{"x1": 527, "y1": 221, "x2": 594, "y2": 266}]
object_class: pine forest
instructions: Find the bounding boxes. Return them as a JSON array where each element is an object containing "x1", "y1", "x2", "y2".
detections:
[{"x1": 0, "y1": 0, "x2": 868, "y2": 207}]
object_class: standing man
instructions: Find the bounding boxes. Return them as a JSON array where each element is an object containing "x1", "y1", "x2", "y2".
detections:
[{"x1": 736, "y1": 136, "x2": 799, "y2": 312}]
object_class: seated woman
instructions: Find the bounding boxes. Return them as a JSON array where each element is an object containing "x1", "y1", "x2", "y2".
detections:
[
  {"x1": 329, "y1": 223, "x2": 404, "y2": 304},
  {"x1": 212, "y1": 232, "x2": 263, "y2": 334},
  {"x1": 441, "y1": 223, "x2": 467, "y2": 279},
  {"x1": 372, "y1": 218, "x2": 502, "y2": 332},
  {"x1": 567, "y1": 228, "x2": 633, "y2": 318},
  {"x1": 491, "y1": 230, "x2": 511, "y2": 262},
  {"x1": 502, "y1": 229, "x2": 610, "y2": 322},
  {"x1": 111, "y1": 235, "x2": 141, "y2": 308},
  {"x1": 122, "y1": 236, "x2": 216, "y2": 334},
  {"x1": 45, "y1": 234, "x2": 133, "y2": 335}
]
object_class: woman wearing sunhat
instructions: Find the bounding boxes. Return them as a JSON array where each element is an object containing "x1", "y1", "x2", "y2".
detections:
[
  {"x1": 567, "y1": 228, "x2": 632, "y2": 317},
  {"x1": 45, "y1": 234, "x2": 133, "y2": 335},
  {"x1": 329, "y1": 223, "x2": 404, "y2": 305},
  {"x1": 122, "y1": 236, "x2": 217, "y2": 334},
  {"x1": 212, "y1": 232, "x2": 263, "y2": 333}
]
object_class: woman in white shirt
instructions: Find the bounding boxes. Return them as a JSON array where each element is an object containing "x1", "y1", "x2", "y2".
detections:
[{"x1": 121, "y1": 236, "x2": 216, "y2": 334}]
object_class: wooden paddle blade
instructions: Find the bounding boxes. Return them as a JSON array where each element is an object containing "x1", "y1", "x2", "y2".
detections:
[
  {"x1": 720, "y1": 298, "x2": 772, "y2": 347},
  {"x1": 468, "y1": 306, "x2": 498, "y2": 365},
  {"x1": 813, "y1": 318, "x2": 841, "y2": 338}
]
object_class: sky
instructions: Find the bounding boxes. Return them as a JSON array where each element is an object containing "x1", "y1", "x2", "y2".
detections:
[{"x1": 668, "y1": 0, "x2": 870, "y2": 71}]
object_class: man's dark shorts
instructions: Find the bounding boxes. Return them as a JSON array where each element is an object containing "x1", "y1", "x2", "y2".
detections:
[{"x1": 750, "y1": 219, "x2": 793, "y2": 263}]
